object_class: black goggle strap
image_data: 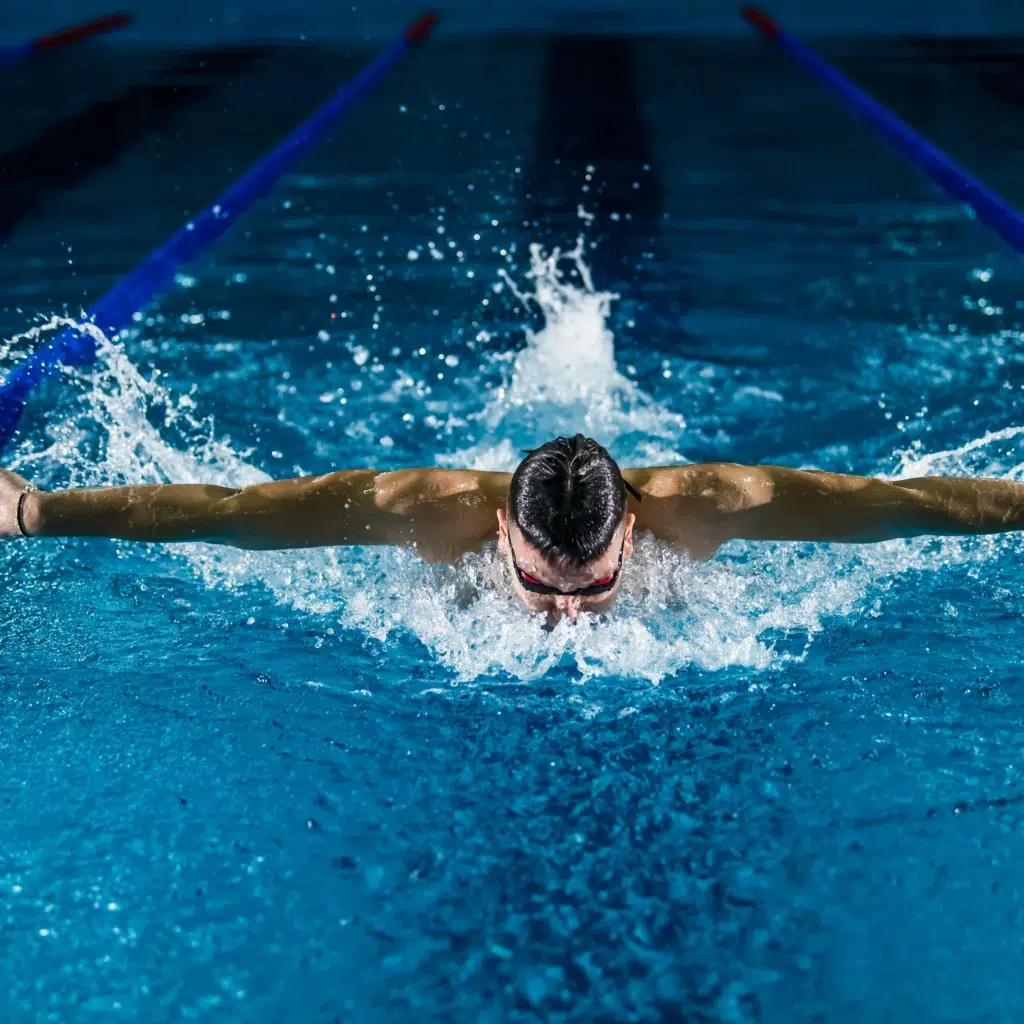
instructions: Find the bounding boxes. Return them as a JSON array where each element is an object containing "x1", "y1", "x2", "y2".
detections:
[{"x1": 622, "y1": 478, "x2": 643, "y2": 503}]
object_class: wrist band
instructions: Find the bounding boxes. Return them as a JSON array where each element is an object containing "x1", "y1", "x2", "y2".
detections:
[{"x1": 16, "y1": 488, "x2": 32, "y2": 537}]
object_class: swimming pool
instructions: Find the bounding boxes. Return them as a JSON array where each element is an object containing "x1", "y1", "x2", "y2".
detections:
[{"x1": 4, "y1": 33, "x2": 1024, "y2": 1022}]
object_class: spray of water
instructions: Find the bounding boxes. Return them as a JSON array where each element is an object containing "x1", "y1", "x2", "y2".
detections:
[
  {"x1": 5, "y1": 248, "x2": 1023, "y2": 683},
  {"x1": 452, "y1": 237, "x2": 686, "y2": 471}
]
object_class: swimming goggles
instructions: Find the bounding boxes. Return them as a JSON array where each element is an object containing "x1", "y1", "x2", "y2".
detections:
[{"x1": 508, "y1": 532, "x2": 625, "y2": 598}]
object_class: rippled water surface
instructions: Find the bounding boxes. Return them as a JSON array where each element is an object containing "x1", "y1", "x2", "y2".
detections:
[{"x1": 4, "y1": 37, "x2": 1024, "y2": 1022}]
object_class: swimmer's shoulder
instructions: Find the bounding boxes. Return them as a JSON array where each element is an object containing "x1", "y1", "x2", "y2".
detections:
[
  {"x1": 623, "y1": 462, "x2": 764, "y2": 558},
  {"x1": 373, "y1": 467, "x2": 510, "y2": 507},
  {"x1": 371, "y1": 467, "x2": 511, "y2": 563},
  {"x1": 624, "y1": 462, "x2": 763, "y2": 506}
]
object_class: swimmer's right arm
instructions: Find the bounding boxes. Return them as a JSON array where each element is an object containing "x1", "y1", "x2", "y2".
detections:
[{"x1": 0, "y1": 468, "x2": 509, "y2": 559}]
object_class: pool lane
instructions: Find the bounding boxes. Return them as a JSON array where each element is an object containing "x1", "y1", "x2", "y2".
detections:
[
  {"x1": 0, "y1": 45, "x2": 275, "y2": 243},
  {"x1": 6, "y1": 36, "x2": 1024, "y2": 368},
  {"x1": 522, "y1": 34, "x2": 666, "y2": 295}
]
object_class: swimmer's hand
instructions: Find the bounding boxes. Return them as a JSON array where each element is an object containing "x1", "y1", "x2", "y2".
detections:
[{"x1": 0, "y1": 469, "x2": 35, "y2": 539}]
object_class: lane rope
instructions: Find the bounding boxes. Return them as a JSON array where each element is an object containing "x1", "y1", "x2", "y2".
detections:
[
  {"x1": 742, "y1": 6, "x2": 1024, "y2": 253},
  {"x1": 0, "y1": 11, "x2": 440, "y2": 451}
]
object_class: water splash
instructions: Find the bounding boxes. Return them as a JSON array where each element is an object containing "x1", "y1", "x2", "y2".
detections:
[
  {"x1": 9, "y1": 318, "x2": 262, "y2": 491},
  {"x1": 451, "y1": 237, "x2": 687, "y2": 471},
  {"x1": 892, "y1": 424, "x2": 1024, "y2": 481}
]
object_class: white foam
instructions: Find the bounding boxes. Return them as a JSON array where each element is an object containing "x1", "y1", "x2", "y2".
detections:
[{"x1": 892, "y1": 424, "x2": 1024, "y2": 481}]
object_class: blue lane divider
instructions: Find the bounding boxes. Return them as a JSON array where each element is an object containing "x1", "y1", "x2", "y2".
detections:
[
  {"x1": 0, "y1": 11, "x2": 439, "y2": 451},
  {"x1": 742, "y1": 6, "x2": 1024, "y2": 253},
  {"x1": 0, "y1": 13, "x2": 133, "y2": 69}
]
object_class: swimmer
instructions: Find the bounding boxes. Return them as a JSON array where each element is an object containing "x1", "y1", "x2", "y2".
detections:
[{"x1": 4, "y1": 433, "x2": 1024, "y2": 625}]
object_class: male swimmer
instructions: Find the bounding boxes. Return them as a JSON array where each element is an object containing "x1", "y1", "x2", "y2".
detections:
[{"x1": 3, "y1": 434, "x2": 1024, "y2": 625}]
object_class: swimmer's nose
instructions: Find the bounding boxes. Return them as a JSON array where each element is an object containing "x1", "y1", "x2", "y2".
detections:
[{"x1": 552, "y1": 596, "x2": 582, "y2": 624}]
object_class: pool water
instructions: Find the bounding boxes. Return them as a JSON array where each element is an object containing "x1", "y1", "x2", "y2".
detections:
[{"x1": 4, "y1": 34, "x2": 1024, "y2": 1022}]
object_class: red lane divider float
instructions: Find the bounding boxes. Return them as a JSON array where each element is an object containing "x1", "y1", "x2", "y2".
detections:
[{"x1": 0, "y1": 12, "x2": 133, "y2": 68}]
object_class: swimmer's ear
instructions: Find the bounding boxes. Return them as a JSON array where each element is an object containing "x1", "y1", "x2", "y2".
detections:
[
  {"x1": 496, "y1": 507, "x2": 508, "y2": 550},
  {"x1": 623, "y1": 512, "x2": 636, "y2": 559}
]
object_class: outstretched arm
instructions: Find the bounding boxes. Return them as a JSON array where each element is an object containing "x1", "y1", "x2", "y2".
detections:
[
  {"x1": 0, "y1": 467, "x2": 509, "y2": 561},
  {"x1": 628, "y1": 462, "x2": 1024, "y2": 551},
  {"x1": 719, "y1": 463, "x2": 1024, "y2": 543}
]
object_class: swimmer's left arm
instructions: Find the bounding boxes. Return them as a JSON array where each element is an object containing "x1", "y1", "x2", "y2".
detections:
[{"x1": 699, "y1": 463, "x2": 1024, "y2": 544}]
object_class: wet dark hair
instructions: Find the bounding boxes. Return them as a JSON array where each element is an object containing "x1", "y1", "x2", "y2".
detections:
[{"x1": 508, "y1": 434, "x2": 641, "y2": 568}]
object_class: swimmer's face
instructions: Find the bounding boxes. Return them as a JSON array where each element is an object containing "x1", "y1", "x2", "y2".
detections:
[{"x1": 496, "y1": 509, "x2": 635, "y2": 626}]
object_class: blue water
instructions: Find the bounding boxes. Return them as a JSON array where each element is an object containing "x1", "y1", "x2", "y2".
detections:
[{"x1": 4, "y1": 38, "x2": 1024, "y2": 1021}]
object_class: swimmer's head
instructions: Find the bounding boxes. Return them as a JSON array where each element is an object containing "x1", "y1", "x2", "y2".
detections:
[{"x1": 496, "y1": 434, "x2": 637, "y2": 626}]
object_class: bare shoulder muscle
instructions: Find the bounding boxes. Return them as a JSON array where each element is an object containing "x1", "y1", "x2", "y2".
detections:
[
  {"x1": 622, "y1": 463, "x2": 768, "y2": 559},
  {"x1": 371, "y1": 468, "x2": 510, "y2": 562},
  {"x1": 236, "y1": 467, "x2": 510, "y2": 561}
]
